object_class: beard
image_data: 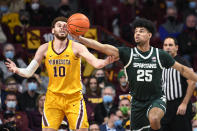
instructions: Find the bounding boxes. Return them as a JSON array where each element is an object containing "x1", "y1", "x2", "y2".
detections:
[
  {"x1": 135, "y1": 40, "x2": 146, "y2": 46},
  {"x1": 54, "y1": 31, "x2": 67, "y2": 41}
]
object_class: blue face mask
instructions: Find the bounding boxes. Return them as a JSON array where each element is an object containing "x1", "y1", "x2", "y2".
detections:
[
  {"x1": 166, "y1": 1, "x2": 174, "y2": 8},
  {"x1": 6, "y1": 101, "x2": 17, "y2": 108},
  {"x1": 0, "y1": 6, "x2": 8, "y2": 13},
  {"x1": 103, "y1": 95, "x2": 113, "y2": 103},
  {"x1": 28, "y1": 82, "x2": 37, "y2": 91},
  {"x1": 194, "y1": 128, "x2": 197, "y2": 131},
  {"x1": 114, "y1": 120, "x2": 122, "y2": 128},
  {"x1": 189, "y1": 2, "x2": 196, "y2": 9},
  {"x1": 5, "y1": 51, "x2": 14, "y2": 59}
]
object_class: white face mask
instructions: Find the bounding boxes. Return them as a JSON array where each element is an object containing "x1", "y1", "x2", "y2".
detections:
[
  {"x1": 120, "y1": 82, "x2": 127, "y2": 86},
  {"x1": 6, "y1": 101, "x2": 17, "y2": 108},
  {"x1": 31, "y1": 3, "x2": 39, "y2": 10},
  {"x1": 58, "y1": 129, "x2": 65, "y2": 131}
]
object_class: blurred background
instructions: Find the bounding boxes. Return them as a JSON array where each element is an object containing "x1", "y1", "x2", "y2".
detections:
[{"x1": 0, "y1": 0, "x2": 197, "y2": 131}]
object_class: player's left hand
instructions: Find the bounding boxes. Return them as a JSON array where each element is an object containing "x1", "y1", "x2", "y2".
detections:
[
  {"x1": 5, "y1": 58, "x2": 18, "y2": 73},
  {"x1": 176, "y1": 103, "x2": 187, "y2": 115}
]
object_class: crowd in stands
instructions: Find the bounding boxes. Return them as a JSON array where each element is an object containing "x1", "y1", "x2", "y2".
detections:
[{"x1": 0, "y1": 0, "x2": 197, "y2": 131}]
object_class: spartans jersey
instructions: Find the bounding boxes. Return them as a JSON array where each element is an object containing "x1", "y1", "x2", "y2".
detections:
[
  {"x1": 118, "y1": 46, "x2": 175, "y2": 101},
  {"x1": 45, "y1": 40, "x2": 82, "y2": 94}
]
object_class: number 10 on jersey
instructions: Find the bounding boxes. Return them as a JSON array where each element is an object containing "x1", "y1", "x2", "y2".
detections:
[{"x1": 54, "y1": 66, "x2": 66, "y2": 77}]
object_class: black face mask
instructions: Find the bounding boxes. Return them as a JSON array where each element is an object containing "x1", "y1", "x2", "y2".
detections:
[
  {"x1": 21, "y1": 19, "x2": 29, "y2": 25},
  {"x1": 187, "y1": 27, "x2": 196, "y2": 31},
  {"x1": 97, "y1": 76, "x2": 105, "y2": 83},
  {"x1": 167, "y1": 16, "x2": 176, "y2": 23}
]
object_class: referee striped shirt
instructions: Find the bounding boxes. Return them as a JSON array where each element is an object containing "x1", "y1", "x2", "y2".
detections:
[{"x1": 162, "y1": 55, "x2": 191, "y2": 101}]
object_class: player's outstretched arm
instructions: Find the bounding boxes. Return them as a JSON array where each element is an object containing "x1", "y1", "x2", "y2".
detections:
[
  {"x1": 172, "y1": 61, "x2": 197, "y2": 82},
  {"x1": 70, "y1": 35, "x2": 119, "y2": 60},
  {"x1": 5, "y1": 43, "x2": 48, "y2": 78},
  {"x1": 74, "y1": 42, "x2": 115, "y2": 68}
]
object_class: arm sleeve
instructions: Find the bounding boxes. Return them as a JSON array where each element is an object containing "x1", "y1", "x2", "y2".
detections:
[
  {"x1": 18, "y1": 59, "x2": 39, "y2": 78},
  {"x1": 117, "y1": 47, "x2": 131, "y2": 66},
  {"x1": 159, "y1": 49, "x2": 175, "y2": 69}
]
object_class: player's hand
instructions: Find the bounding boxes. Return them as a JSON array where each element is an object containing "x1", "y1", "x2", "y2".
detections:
[
  {"x1": 69, "y1": 32, "x2": 81, "y2": 41},
  {"x1": 176, "y1": 103, "x2": 187, "y2": 115},
  {"x1": 105, "y1": 56, "x2": 115, "y2": 64},
  {"x1": 5, "y1": 58, "x2": 18, "y2": 73}
]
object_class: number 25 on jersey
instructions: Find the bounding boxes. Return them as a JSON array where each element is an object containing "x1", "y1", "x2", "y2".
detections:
[{"x1": 137, "y1": 69, "x2": 152, "y2": 82}]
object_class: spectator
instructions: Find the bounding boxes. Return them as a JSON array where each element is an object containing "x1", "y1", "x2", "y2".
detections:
[
  {"x1": 177, "y1": 13, "x2": 197, "y2": 64},
  {"x1": 84, "y1": 76, "x2": 102, "y2": 122},
  {"x1": 27, "y1": 93, "x2": 45, "y2": 131},
  {"x1": 94, "y1": 86, "x2": 117, "y2": 125},
  {"x1": 85, "y1": 76, "x2": 101, "y2": 100},
  {"x1": 0, "y1": 43, "x2": 27, "y2": 82},
  {"x1": 55, "y1": 0, "x2": 71, "y2": 18},
  {"x1": 89, "y1": 122, "x2": 100, "y2": 131},
  {"x1": 0, "y1": 1, "x2": 9, "y2": 15},
  {"x1": 26, "y1": 0, "x2": 52, "y2": 27},
  {"x1": 159, "y1": 6, "x2": 184, "y2": 41},
  {"x1": 99, "y1": 108, "x2": 124, "y2": 131},
  {"x1": 92, "y1": 69, "x2": 111, "y2": 89},
  {"x1": 118, "y1": 98, "x2": 131, "y2": 127},
  {"x1": 0, "y1": 92, "x2": 30, "y2": 131},
  {"x1": 4, "y1": 77, "x2": 21, "y2": 93},
  {"x1": 0, "y1": 110, "x2": 16, "y2": 130},
  {"x1": 18, "y1": 76, "x2": 39, "y2": 111},
  {"x1": 114, "y1": 70, "x2": 130, "y2": 105}
]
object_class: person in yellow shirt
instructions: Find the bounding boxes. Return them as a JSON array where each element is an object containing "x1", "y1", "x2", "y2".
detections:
[{"x1": 5, "y1": 16, "x2": 114, "y2": 131}]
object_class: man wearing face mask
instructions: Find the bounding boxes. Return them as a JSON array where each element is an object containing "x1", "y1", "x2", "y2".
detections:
[
  {"x1": 177, "y1": 13, "x2": 197, "y2": 64},
  {"x1": 114, "y1": 70, "x2": 130, "y2": 105},
  {"x1": 18, "y1": 76, "x2": 39, "y2": 112},
  {"x1": 26, "y1": 0, "x2": 51, "y2": 27},
  {"x1": 100, "y1": 108, "x2": 124, "y2": 131},
  {"x1": 94, "y1": 86, "x2": 117, "y2": 125},
  {"x1": 0, "y1": 43, "x2": 27, "y2": 82},
  {"x1": 159, "y1": 6, "x2": 184, "y2": 41},
  {"x1": 0, "y1": 92, "x2": 30, "y2": 131}
]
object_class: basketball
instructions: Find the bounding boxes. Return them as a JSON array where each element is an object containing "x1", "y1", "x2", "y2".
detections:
[{"x1": 67, "y1": 13, "x2": 90, "y2": 36}]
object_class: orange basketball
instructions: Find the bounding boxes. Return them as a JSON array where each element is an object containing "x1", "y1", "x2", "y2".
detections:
[{"x1": 67, "y1": 13, "x2": 90, "y2": 36}]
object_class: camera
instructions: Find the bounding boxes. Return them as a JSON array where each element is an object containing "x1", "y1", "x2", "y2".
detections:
[{"x1": 0, "y1": 111, "x2": 16, "y2": 131}]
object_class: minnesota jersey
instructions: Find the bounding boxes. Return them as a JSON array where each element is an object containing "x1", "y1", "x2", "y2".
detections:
[
  {"x1": 45, "y1": 40, "x2": 82, "y2": 94},
  {"x1": 118, "y1": 46, "x2": 175, "y2": 101}
]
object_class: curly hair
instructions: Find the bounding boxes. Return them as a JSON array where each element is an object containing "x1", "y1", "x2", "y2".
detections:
[{"x1": 132, "y1": 18, "x2": 156, "y2": 36}]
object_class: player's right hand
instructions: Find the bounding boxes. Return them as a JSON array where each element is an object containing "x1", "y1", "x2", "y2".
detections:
[{"x1": 5, "y1": 58, "x2": 18, "y2": 73}]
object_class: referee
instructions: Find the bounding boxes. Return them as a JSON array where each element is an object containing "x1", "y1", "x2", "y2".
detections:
[{"x1": 161, "y1": 37, "x2": 196, "y2": 131}]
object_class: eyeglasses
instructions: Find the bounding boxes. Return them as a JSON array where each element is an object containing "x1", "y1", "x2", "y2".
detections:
[{"x1": 7, "y1": 83, "x2": 17, "y2": 86}]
